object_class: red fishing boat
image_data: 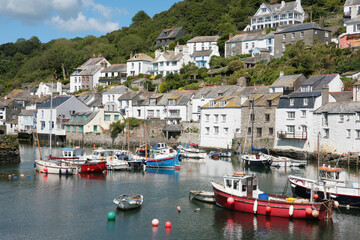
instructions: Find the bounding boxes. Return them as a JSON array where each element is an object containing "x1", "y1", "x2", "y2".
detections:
[{"x1": 211, "y1": 172, "x2": 335, "y2": 219}]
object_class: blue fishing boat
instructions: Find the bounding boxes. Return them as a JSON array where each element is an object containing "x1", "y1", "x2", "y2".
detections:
[{"x1": 145, "y1": 149, "x2": 180, "y2": 170}]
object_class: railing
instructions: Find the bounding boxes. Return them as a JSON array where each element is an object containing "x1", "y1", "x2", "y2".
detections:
[{"x1": 277, "y1": 131, "x2": 307, "y2": 140}]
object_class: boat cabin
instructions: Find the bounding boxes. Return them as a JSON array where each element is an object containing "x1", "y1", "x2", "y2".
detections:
[
  {"x1": 61, "y1": 147, "x2": 85, "y2": 158},
  {"x1": 223, "y1": 173, "x2": 261, "y2": 198},
  {"x1": 151, "y1": 143, "x2": 174, "y2": 154},
  {"x1": 92, "y1": 149, "x2": 116, "y2": 160},
  {"x1": 319, "y1": 166, "x2": 347, "y2": 181}
]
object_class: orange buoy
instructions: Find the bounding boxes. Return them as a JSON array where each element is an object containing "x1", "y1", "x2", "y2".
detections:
[
  {"x1": 165, "y1": 221, "x2": 172, "y2": 228},
  {"x1": 177, "y1": 206, "x2": 181, "y2": 212},
  {"x1": 227, "y1": 197, "x2": 235, "y2": 205},
  {"x1": 39, "y1": 170, "x2": 42, "y2": 174},
  {"x1": 266, "y1": 206, "x2": 271, "y2": 213},
  {"x1": 334, "y1": 201, "x2": 339, "y2": 208},
  {"x1": 314, "y1": 194, "x2": 319, "y2": 199},
  {"x1": 312, "y1": 209, "x2": 319, "y2": 218},
  {"x1": 152, "y1": 219, "x2": 159, "y2": 226},
  {"x1": 305, "y1": 207, "x2": 312, "y2": 215}
]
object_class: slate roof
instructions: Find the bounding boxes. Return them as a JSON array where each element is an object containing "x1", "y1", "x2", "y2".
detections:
[
  {"x1": 276, "y1": 23, "x2": 331, "y2": 34},
  {"x1": 38, "y1": 96, "x2": 72, "y2": 109},
  {"x1": 0, "y1": 99, "x2": 14, "y2": 107},
  {"x1": 118, "y1": 91, "x2": 141, "y2": 100},
  {"x1": 277, "y1": 91, "x2": 321, "y2": 108},
  {"x1": 233, "y1": 86, "x2": 270, "y2": 96},
  {"x1": 314, "y1": 102, "x2": 360, "y2": 114},
  {"x1": 345, "y1": 0, "x2": 360, "y2": 6},
  {"x1": 191, "y1": 50, "x2": 213, "y2": 57},
  {"x1": 20, "y1": 109, "x2": 36, "y2": 116},
  {"x1": 193, "y1": 85, "x2": 240, "y2": 99},
  {"x1": 202, "y1": 96, "x2": 242, "y2": 108},
  {"x1": 128, "y1": 53, "x2": 153, "y2": 62},
  {"x1": 71, "y1": 65, "x2": 102, "y2": 76},
  {"x1": 227, "y1": 32, "x2": 274, "y2": 43},
  {"x1": 82, "y1": 57, "x2": 106, "y2": 66},
  {"x1": 347, "y1": 15, "x2": 360, "y2": 24},
  {"x1": 271, "y1": 74, "x2": 304, "y2": 87},
  {"x1": 101, "y1": 64, "x2": 127, "y2": 73},
  {"x1": 153, "y1": 51, "x2": 184, "y2": 62},
  {"x1": 141, "y1": 92, "x2": 193, "y2": 106},
  {"x1": 242, "y1": 93, "x2": 282, "y2": 107},
  {"x1": 156, "y1": 27, "x2": 184, "y2": 40},
  {"x1": 301, "y1": 74, "x2": 339, "y2": 91},
  {"x1": 132, "y1": 78, "x2": 147, "y2": 84},
  {"x1": 64, "y1": 111, "x2": 99, "y2": 126},
  {"x1": 5, "y1": 89, "x2": 36, "y2": 101},
  {"x1": 187, "y1": 36, "x2": 220, "y2": 43},
  {"x1": 329, "y1": 92, "x2": 353, "y2": 102},
  {"x1": 103, "y1": 85, "x2": 131, "y2": 95}
]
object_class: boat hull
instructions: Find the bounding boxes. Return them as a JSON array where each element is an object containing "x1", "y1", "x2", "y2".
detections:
[
  {"x1": 212, "y1": 184, "x2": 333, "y2": 219},
  {"x1": 146, "y1": 156, "x2": 176, "y2": 169},
  {"x1": 80, "y1": 162, "x2": 107, "y2": 173},
  {"x1": 289, "y1": 176, "x2": 360, "y2": 207},
  {"x1": 35, "y1": 160, "x2": 79, "y2": 175},
  {"x1": 189, "y1": 191, "x2": 215, "y2": 203},
  {"x1": 113, "y1": 194, "x2": 143, "y2": 210},
  {"x1": 243, "y1": 159, "x2": 272, "y2": 167}
]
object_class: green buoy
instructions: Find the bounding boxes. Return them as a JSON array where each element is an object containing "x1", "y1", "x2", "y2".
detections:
[{"x1": 107, "y1": 211, "x2": 116, "y2": 221}]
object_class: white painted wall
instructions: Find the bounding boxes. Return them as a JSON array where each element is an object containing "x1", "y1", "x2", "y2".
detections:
[{"x1": 127, "y1": 61, "x2": 152, "y2": 76}]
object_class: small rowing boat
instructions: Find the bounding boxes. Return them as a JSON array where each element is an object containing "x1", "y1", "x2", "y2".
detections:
[
  {"x1": 113, "y1": 194, "x2": 143, "y2": 210},
  {"x1": 189, "y1": 190, "x2": 215, "y2": 203}
]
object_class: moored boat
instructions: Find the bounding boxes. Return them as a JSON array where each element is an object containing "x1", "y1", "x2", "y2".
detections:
[
  {"x1": 212, "y1": 172, "x2": 334, "y2": 219},
  {"x1": 113, "y1": 194, "x2": 143, "y2": 210},
  {"x1": 270, "y1": 156, "x2": 307, "y2": 168},
  {"x1": 241, "y1": 153, "x2": 272, "y2": 167},
  {"x1": 189, "y1": 190, "x2": 216, "y2": 203},
  {"x1": 35, "y1": 159, "x2": 79, "y2": 175}
]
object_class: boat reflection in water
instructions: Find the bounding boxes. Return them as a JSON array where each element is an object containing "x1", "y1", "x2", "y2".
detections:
[
  {"x1": 78, "y1": 172, "x2": 106, "y2": 180},
  {"x1": 146, "y1": 168, "x2": 176, "y2": 175},
  {"x1": 215, "y1": 208, "x2": 334, "y2": 239}
]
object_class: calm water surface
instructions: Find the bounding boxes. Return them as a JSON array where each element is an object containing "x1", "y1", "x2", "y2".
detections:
[{"x1": 1, "y1": 144, "x2": 360, "y2": 240}]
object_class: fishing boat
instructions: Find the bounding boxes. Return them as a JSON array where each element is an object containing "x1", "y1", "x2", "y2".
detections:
[
  {"x1": 189, "y1": 190, "x2": 216, "y2": 203},
  {"x1": 241, "y1": 153, "x2": 272, "y2": 167},
  {"x1": 35, "y1": 159, "x2": 80, "y2": 175},
  {"x1": 108, "y1": 150, "x2": 130, "y2": 170},
  {"x1": 113, "y1": 194, "x2": 143, "y2": 210},
  {"x1": 179, "y1": 141, "x2": 207, "y2": 159},
  {"x1": 270, "y1": 155, "x2": 307, "y2": 168},
  {"x1": 212, "y1": 172, "x2": 335, "y2": 219},
  {"x1": 288, "y1": 165, "x2": 360, "y2": 207},
  {"x1": 145, "y1": 149, "x2": 181, "y2": 170},
  {"x1": 210, "y1": 151, "x2": 232, "y2": 160}
]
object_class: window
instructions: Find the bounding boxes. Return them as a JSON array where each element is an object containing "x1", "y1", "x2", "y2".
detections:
[
  {"x1": 231, "y1": 43, "x2": 236, "y2": 48},
  {"x1": 301, "y1": 110, "x2": 306, "y2": 117},
  {"x1": 236, "y1": 128, "x2": 240, "y2": 133},
  {"x1": 287, "y1": 125, "x2": 295, "y2": 133},
  {"x1": 288, "y1": 13, "x2": 293, "y2": 18},
  {"x1": 104, "y1": 115, "x2": 111, "y2": 121},
  {"x1": 257, "y1": 128, "x2": 262, "y2": 137},
  {"x1": 77, "y1": 115, "x2": 81, "y2": 121},
  {"x1": 315, "y1": 30, "x2": 318, "y2": 35},
  {"x1": 137, "y1": 110, "x2": 141, "y2": 117},
  {"x1": 224, "y1": 128, "x2": 229, "y2": 134},
  {"x1": 245, "y1": 43, "x2": 248, "y2": 49},
  {"x1": 266, "y1": 100, "x2": 272, "y2": 107},
  {"x1": 156, "y1": 110, "x2": 160, "y2": 117},
  {"x1": 301, "y1": 125, "x2": 307, "y2": 133},
  {"x1": 248, "y1": 127, "x2": 252, "y2": 135},
  {"x1": 282, "y1": 43, "x2": 286, "y2": 49},
  {"x1": 324, "y1": 129, "x2": 329, "y2": 138},
  {"x1": 303, "y1": 98, "x2": 309, "y2": 106},
  {"x1": 273, "y1": 15, "x2": 278, "y2": 20},
  {"x1": 214, "y1": 126, "x2": 219, "y2": 135},
  {"x1": 339, "y1": 114, "x2": 344, "y2": 122},
  {"x1": 356, "y1": 130, "x2": 360, "y2": 139},
  {"x1": 41, "y1": 121, "x2": 45, "y2": 130},
  {"x1": 325, "y1": 32, "x2": 329, "y2": 37},
  {"x1": 250, "y1": 113, "x2": 255, "y2": 121},
  {"x1": 72, "y1": 126, "x2": 76, "y2": 133},
  {"x1": 149, "y1": 99, "x2": 157, "y2": 105},
  {"x1": 50, "y1": 121, "x2": 54, "y2": 130},
  {"x1": 205, "y1": 114, "x2": 210, "y2": 122},
  {"x1": 300, "y1": 32, "x2": 304, "y2": 38},
  {"x1": 265, "y1": 114, "x2": 270, "y2": 122},
  {"x1": 214, "y1": 114, "x2": 218, "y2": 123},
  {"x1": 291, "y1": 33, "x2": 295, "y2": 38},
  {"x1": 114, "y1": 115, "x2": 119, "y2": 121},
  {"x1": 269, "y1": 128, "x2": 273, "y2": 135},
  {"x1": 347, "y1": 129, "x2": 351, "y2": 138},
  {"x1": 93, "y1": 125, "x2": 98, "y2": 132},
  {"x1": 290, "y1": 98, "x2": 294, "y2": 106},
  {"x1": 205, "y1": 127, "x2": 210, "y2": 135},
  {"x1": 79, "y1": 126, "x2": 83, "y2": 133},
  {"x1": 252, "y1": 42, "x2": 255, "y2": 49},
  {"x1": 261, "y1": 7, "x2": 266, "y2": 12},
  {"x1": 287, "y1": 112, "x2": 295, "y2": 119},
  {"x1": 168, "y1": 99, "x2": 176, "y2": 105},
  {"x1": 66, "y1": 126, "x2": 70, "y2": 132},
  {"x1": 283, "y1": 34, "x2": 286, "y2": 40},
  {"x1": 222, "y1": 114, "x2": 226, "y2": 123},
  {"x1": 84, "y1": 115, "x2": 88, "y2": 121},
  {"x1": 147, "y1": 110, "x2": 154, "y2": 117}
]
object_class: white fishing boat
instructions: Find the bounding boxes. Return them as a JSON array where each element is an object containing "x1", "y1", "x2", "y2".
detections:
[
  {"x1": 113, "y1": 194, "x2": 143, "y2": 210},
  {"x1": 108, "y1": 150, "x2": 130, "y2": 170},
  {"x1": 35, "y1": 159, "x2": 79, "y2": 175},
  {"x1": 269, "y1": 156, "x2": 307, "y2": 168},
  {"x1": 241, "y1": 153, "x2": 272, "y2": 167}
]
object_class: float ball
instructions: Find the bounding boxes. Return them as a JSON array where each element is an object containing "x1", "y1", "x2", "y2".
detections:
[
  {"x1": 177, "y1": 206, "x2": 181, "y2": 212},
  {"x1": 312, "y1": 210, "x2": 319, "y2": 218},
  {"x1": 87, "y1": 168, "x2": 90, "y2": 171},
  {"x1": 314, "y1": 194, "x2": 319, "y2": 199},
  {"x1": 227, "y1": 197, "x2": 235, "y2": 205},
  {"x1": 265, "y1": 206, "x2": 271, "y2": 212},
  {"x1": 165, "y1": 221, "x2": 172, "y2": 228},
  {"x1": 13, "y1": 176, "x2": 18, "y2": 179},
  {"x1": 334, "y1": 201, "x2": 339, "y2": 208},
  {"x1": 43, "y1": 168, "x2": 48, "y2": 172},
  {"x1": 107, "y1": 211, "x2": 116, "y2": 221},
  {"x1": 152, "y1": 219, "x2": 159, "y2": 226},
  {"x1": 305, "y1": 207, "x2": 312, "y2": 215}
]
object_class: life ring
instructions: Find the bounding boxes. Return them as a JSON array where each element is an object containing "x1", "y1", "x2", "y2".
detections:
[
  {"x1": 100, "y1": 157, "x2": 105, "y2": 161},
  {"x1": 109, "y1": 156, "x2": 114, "y2": 162},
  {"x1": 296, "y1": 179, "x2": 305, "y2": 186}
]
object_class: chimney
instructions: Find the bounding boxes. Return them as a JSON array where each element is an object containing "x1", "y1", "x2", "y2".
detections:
[
  {"x1": 237, "y1": 77, "x2": 249, "y2": 87},
  {"x1": 281, "y1": 1, "x2": 285, "y2": 8},
  {"x1": 229, "y1": 33, "x2": 233, "y2": 40},
  {"x1": 155, "y1": 49, "x2": 161, "y2": 58},
  {"x1": 279, "y1": 71, "x2": 284, "y2": 77},
  {"x1": 130, "y1": 51, "x2": 133, "y2": 59},
  {"x1": 353, "y1": 82, "x2": 360, "y2": 102},
  {"x1": 321, "y1": 85, "x2": 329, "y2": 106},
  {"x1": 319, "y1": 17, "x2": 325, "y2": 28}
]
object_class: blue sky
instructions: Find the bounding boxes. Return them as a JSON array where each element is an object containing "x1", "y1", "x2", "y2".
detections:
[{"x1": 0, "y1": 0, "x2": 179, "y2": 45}]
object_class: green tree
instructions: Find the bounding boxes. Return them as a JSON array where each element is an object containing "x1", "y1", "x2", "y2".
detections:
[{"x1": 132, "y1": 11, "x2": 150, "y2": 25}]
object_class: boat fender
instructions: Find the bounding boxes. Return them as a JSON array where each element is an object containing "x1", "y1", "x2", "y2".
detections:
[
  {"x1": 109, "y1": 156, "x2": 114, "y2": 162},
  {"x1": 296, "y1": 179, "x2": 305, "y2": 186},
  {"x1": 289, "y1": 205, "x2": 294, "y2": 217},
  {"x1": 253, "y1": 200, "x2": 258, "y2": 214}
]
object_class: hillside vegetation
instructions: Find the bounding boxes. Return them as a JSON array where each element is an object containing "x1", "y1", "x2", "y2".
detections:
[{"x1": 0, "y1": 0, "x2": 351, "y2": 95}]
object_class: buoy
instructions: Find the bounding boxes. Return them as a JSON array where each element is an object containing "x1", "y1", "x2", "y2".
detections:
[
  {"x1": 346, "y1": 205, "x2": 350, "y2": 209},
  {"x1": 152, "y1": 219, "x2": 159, "y2": 226},
  {"x1": 227, "y1": 197, "x2": 235, "y2": 205},
  {"x1": 314, "y1": 194, "x2": 319, "y2": 199},
  {"x1": 305, "y1": 207, "x2": 312, "y2": 215},
  {"x1": 266, "y1": 206, "x2": 271, "y2": 213},
  {"x1": 43, "y1": 168, "x2": 48, "y2": 172},
  {"x1": 107, "y1": 211, "x2": 116, "y2": 221},
  {"x1": 253, "y1": 200, "x2": 258, "y2": 214},
  {"x1": 334, "y1": 201, "x2": 339, "y2": 208},
  {"x1": 312, "y1": 209, "x2": 319, "y2": 218},
  {"x1": 13, "y1": 176, "x2": 18, "y2": 179},
  {"x1": 26, "y1": 175, "x2": 31, "y2": 178},
  {"x1": 87, "y1": 168, "x2": 90, "y2": 171},
  {"x1": 177, "y1": 206, "x2": 181, "y2": 212},
  {"x1": 194, "y1": 208, "x2": 200, "y2": 212},
  {"x1": 39, "y1": 170, "x2": 42, "y2": 174},
  {"x1": 20, "y1": 174, "x2": 24, "y2": 177},
  {"x1": 8, "y1": 175, "x2": 12, "y2": 179},
  {"x1": 289, "y1": 205, "x2": 294, "y2": 217},
  {"x1": 165, "y1": 221, "x2": 172, "y2": 228},
  {"x1": 93, "y1": 144, "x2": 96, "y2": 149}
]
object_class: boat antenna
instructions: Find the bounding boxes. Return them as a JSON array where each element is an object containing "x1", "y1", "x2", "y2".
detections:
[{"x1": 317, "y1": 132, "x2": 320, "y2": 181}]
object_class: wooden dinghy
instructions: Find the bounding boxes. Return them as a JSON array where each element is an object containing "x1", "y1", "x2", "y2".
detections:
[
  {"x1": 189, "y1": 190, "x2": 216, "y2": 203},
  {"x1": 113, "y1": 194, "x2": 143, "y2": 210}
]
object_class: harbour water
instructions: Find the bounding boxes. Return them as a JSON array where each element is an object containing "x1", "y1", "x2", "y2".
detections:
[{"x1": 1, "y1": 144, "x2": 360, "y2": 239}]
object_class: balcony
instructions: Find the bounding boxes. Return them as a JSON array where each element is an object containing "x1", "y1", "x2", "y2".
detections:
[
  {"x1": 277, "y1": 131, "x2": 307, "y2": 140},
  {"x1": 343, "y1": 11, "x2": 351, "y2": 18}
]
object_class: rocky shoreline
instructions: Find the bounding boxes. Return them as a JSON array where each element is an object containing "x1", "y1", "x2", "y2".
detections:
[{"x1": 0, "y1": 135, "x2": 20, "y2": 165}]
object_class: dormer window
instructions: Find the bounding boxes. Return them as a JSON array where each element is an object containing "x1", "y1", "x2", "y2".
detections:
[
  {"x1": 149, "y1": 98, "x2": 157, "y2": 106},
  {"x1": 303, "y1": 98, "x2": 309, "y2": 106},
  {"x1": 218, "y1": 92, "x2": 223, "y2": 97},
  {"x1": 219, "y1": 101, "x2": 225, "y2": 107},
  {"x1": 168, "y1": 99, "x2": 176, "y2": 105},
  {"x1": 209, "y1": 101, "x2": 215, "y2": 107},
  {"x1": 266, "y1": 100, "x2": 272, "y2": 107},
  {"x1": 290, "y1": 98, "x2": 295, "y2": 106}
]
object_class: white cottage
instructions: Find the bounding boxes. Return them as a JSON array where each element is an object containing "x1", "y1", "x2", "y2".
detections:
[
  {"x1": 102, "y1": 86, "x2": 131, "y2": 112},
  {"x1": 126, "y1": 53, "x2": 153, "y2": 76},
  {"x1": 187, "y1": 36, "x2": 220, "y2": 68}
]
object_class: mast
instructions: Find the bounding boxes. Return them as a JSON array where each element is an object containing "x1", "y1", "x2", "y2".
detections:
[
  {"x1": 144, "y1": 122, "x2": 148, "y2": 159},
  {"x1": 317, "y1": 132, "x2": 320, "y2": 181},
  {"x1": 251, "y1": 97, "x2": 254, "y2": 149},
  {"x1": 127, "y1": 116, "x2": 130, "y2": 151},
  {"x1": 49, "y1": 80, "x2": 53, "y2": 156}
]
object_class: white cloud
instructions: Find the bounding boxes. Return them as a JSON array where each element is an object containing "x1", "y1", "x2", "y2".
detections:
[
  {"x1": 0, "y1": 0, "x2": 125, "y2": 32},
  {"x1": 51, "y1": 13, "x2": 119, "y2": 33}
]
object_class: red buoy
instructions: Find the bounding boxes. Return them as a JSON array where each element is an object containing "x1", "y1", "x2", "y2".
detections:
[
  {"x1": 266, "y1": 206, "x2": 271, "y2": 212},
  {"x1": 177, "y1": 206, "x2": 181, "y2": 212},
  {"x1": 227, "y1": 197, "x2": 235, "y2": 205},
  {"x1": 314, "y1": 194, "x2": 319, "y2": 199},
  {"x1": 305, "y1": 207, "x2": 312, "y2": 215},
  {"x1": 43, "y1": 168, "x2": 48, "y2": 172},
  {"x1": 87, "y1": 167, "x2": 90, "y2": 171},
  {"x1": 165, "y1": 221, "x2": 172, "y2": 228},
  {"x1": 152, "y1": 219, "x2": 159, "y2": 226}
]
